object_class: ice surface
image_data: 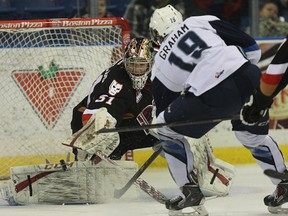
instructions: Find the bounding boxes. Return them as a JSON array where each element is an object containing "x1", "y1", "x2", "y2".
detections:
[{"x1": 0, "y1": 164, "x2": 282, "y2": 216}]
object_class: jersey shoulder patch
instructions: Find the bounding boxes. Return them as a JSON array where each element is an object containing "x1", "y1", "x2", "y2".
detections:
[
  {"x1": 109, "y1": 80, "x2": 123, "y2": 96},
  {"x1": 105, "y1": 64, "x2": 131, "y2": 96}
]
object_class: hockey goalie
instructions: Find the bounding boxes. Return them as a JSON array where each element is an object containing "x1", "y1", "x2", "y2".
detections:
[{"x1": 1, "y1": 109, "x2": 235, "y2": 206}]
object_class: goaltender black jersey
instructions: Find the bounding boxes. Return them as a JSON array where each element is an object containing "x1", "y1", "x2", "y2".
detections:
[
  {"x1": 71, "y1": 60, "x2": 159, "y2": 159},
  {"x1": 86, "y1": 59, "x2": 153, "y2": 125}
]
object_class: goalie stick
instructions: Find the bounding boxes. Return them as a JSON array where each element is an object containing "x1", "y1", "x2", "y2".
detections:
[
  {"x1": 264, "y1": 169, "x2": 288, "y2": 180},
  {"x1": 95, "y1": 151, "x2": 168, "y2": 204},
  {"x1": 97, "y1": 115, "x2": 239, "y2": 134},
  {"x1": 114, "y1": 146, "x2": 163, "y2": 199}
]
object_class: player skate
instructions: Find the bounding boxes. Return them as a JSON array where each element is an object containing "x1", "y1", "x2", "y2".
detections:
[
  {"x1": 165, "y1": 171, "x2": 208, "y2": 216},
  {"x1": 264, "y1": 181, "x2": 288, "y2": 214}
]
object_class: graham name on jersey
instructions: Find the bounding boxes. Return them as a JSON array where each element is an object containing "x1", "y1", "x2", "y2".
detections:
[{"x1": 159, "y1": 24, "x2": 189, "y2": 60}]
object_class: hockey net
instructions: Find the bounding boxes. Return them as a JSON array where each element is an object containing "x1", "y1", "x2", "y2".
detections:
[{"x1": 0, "y1": 18, "x2": 130, "y2": 179}]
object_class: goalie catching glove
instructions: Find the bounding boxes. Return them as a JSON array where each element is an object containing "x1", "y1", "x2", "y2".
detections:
[{"x1": 62, "y1": 107, "x2": 119, "y2": 159}]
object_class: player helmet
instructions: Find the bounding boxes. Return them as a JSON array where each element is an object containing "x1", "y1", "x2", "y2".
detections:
[
  {"x1": 124, "y1": 37, "x2": 154, "y2": 90},
  {"x1": 149, "y1": 4, "x2": 183, "y2": 45}
]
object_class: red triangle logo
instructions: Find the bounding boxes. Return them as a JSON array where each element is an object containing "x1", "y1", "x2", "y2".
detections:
[{"x1": 12, "y1": 69, "x2": 85, "y2": 129}]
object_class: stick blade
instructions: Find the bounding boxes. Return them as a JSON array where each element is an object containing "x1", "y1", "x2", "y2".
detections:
[
  {"x1": 114, "y1": 189, "x2": 122, "y2": 199},
  {"x1": 264, "y1": 169, "x2": 288, "y2": 180},
  {"x1": 114, "y1": 183, "x2": 131, "y2": 199}
]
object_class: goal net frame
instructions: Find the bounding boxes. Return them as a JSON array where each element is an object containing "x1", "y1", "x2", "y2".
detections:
[{"x1": 0, "y1": 17, "x2": 131, "y2": 179}]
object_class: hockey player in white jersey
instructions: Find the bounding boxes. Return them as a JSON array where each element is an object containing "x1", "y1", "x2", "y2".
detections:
[{"x1": 149, "y1": 4, "x2": 287, "y2": 215}]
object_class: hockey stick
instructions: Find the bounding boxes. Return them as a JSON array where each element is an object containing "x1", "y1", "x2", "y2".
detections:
[
  {"x1": 95, "y1": 151, "x2": 168, "y2": 204},
  {"x1": 97, "y1": 115, "x2": 239, "y2": 134},
  {"x1": 135, "y1": 178, "x2": 167, "y2": 204},
  {"x1": 114, "y1": 146, "x2": 163, "y2": 199},
  {"x1": 264, "y1": 169, "x2": 288, "y2": 180}
]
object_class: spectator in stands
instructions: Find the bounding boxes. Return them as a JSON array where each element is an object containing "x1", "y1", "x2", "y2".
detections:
[
  {"x1": 194, "y1": 0, "x2": 244, "y2": 27},
  {"x1": 78, "y1": 0, "x2": 114, "y2": 18},
  {"x1": 97, "y1": 0, "x2": 114, "y2": 17},
  {"x1": 124, "y1": 0, "x2": 245, "y2": 38},
  {"x1": 258, "y1": 1, "x2": 288, "y2": 37},
  {"x1": 123, "y1": 0, "x2": 186, "y2": 38}
]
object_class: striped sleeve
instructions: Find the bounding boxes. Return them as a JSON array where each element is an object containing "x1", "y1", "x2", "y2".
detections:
[{"x1": 264, "y1": 38, "x2": 288, "y2": 84}]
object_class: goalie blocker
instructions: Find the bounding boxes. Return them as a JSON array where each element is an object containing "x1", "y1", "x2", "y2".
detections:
[{"x1": 1, "y1": 135, "x2": 235, "y2": 205}]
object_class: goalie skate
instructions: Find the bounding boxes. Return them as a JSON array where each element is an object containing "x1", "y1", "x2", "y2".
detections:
[{"x1": 1, "y1": 184, "x2": 18, "y2": 206}]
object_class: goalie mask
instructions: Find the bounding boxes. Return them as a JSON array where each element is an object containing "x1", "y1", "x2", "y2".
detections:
[
  {"x1": 149, "y1": 4, "x2": 183, "y2": 45},
  {"x1": 124, "y1": 38, "x2": 154, "y2": 90}
]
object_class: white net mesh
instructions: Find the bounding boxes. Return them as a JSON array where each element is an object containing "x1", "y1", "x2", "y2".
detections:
[{"x1": 0, "y1": 18, "x2": 129, "y2": 178}]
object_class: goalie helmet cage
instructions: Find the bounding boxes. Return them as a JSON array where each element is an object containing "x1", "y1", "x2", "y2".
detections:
[{"x1": 0, "y1": 17, "x2": 132, "y2": 179}]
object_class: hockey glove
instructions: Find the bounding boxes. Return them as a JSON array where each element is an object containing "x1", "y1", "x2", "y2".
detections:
[
  {"x1": 73, "y1": 148, "x2": 89, "y2": 161},
  {"x1": 240, "y1": 90, "x2": 273, "y2": 125},
  {"x1": 63, "y1": 107, "x2": 120, "y2": 158}
]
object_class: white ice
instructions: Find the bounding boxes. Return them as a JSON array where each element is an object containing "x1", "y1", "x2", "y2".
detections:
[{"x1": 0, "y1": 164, "x2": 282, "y2": 216}]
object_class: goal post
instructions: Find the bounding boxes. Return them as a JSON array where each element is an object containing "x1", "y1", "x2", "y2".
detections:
[{"x1": 0, "y1": 17, "x2": 130, "y2": 179}]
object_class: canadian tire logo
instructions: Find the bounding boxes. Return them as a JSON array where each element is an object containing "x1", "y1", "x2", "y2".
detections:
[{"x1": 12, "y1": 68, "x2": 85, "y2": 129}]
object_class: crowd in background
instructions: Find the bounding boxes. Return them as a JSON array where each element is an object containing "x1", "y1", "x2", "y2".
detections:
[
  {"x1": 1, "y1": 0, "x2": 288, "y2": 38},
  {"x1": 84, "y1": 0, "x2": 288, "y2": 39}
]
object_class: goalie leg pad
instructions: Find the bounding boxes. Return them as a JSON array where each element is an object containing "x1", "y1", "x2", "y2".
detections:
[
  {"x1": 188, "y1": 135, "x2": 235, "y2": 197},
  {"x1": 1, "y1": 181, "x2": 18, "y2": 206},
  {"x1": 6, "y1": 160, "x2": 138, "y2": 205}
]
